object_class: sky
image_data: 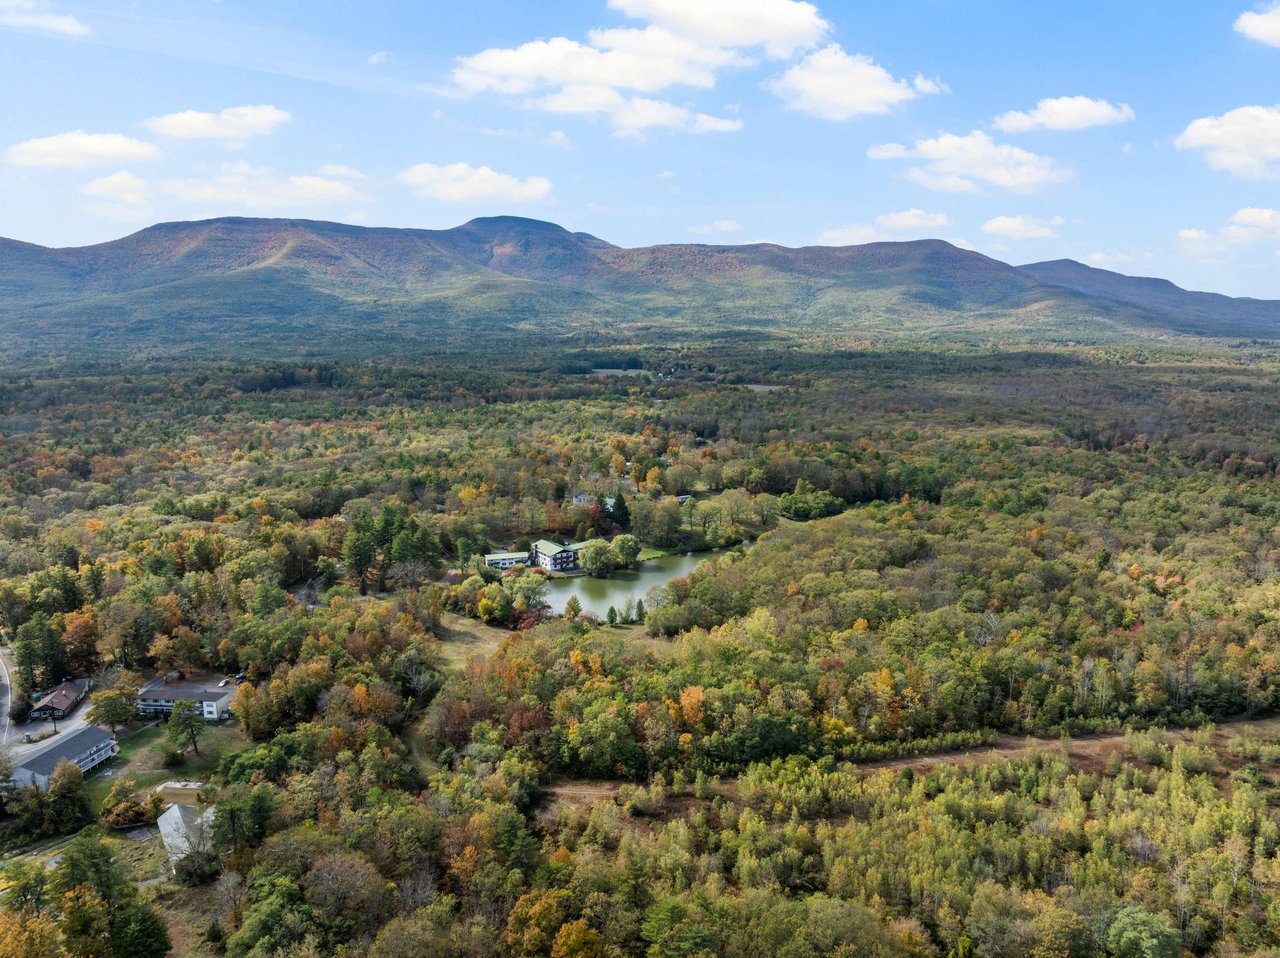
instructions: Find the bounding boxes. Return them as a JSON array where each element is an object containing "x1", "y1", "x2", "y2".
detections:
[{"x1": 2, "y1": 1, "x2": 1280, "y2": 296}]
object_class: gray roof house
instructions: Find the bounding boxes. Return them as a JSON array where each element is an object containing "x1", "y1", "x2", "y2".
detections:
[
  {"x1": 158, "y1": 802, "x2": 216, "y2": 864},
  {"x1": 138, "y1": 675, "x2": 234, "y2": 721},
  {"x1": 12, "y1": 726, "x2": 118, "y2": 791}
]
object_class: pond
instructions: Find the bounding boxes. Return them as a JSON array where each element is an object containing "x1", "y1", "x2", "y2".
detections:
[{"x1": 543, "y1": 551, "x2": 711, "y2": 619}]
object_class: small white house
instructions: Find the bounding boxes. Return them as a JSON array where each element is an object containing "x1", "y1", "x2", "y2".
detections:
[
  {"x1": 484, "y1": 551, "x2": 529, "y2": 570},
  {"x1": 12, "y1": 726, "x2": 118, "y2": 791}
]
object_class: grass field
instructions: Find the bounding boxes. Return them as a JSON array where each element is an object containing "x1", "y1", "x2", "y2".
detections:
[
  {"x1": 86, "y1": 721, "x2": 250, "y2": 812},
  {"x1": 434, "y1": 611, "x2": 517, "y2": 669}
]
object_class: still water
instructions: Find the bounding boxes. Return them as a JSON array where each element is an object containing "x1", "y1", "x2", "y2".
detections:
[{"x1": 543, "y1": 551, "x2": 710, "y2": 619}]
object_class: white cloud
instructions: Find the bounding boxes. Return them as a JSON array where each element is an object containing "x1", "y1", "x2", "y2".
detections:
[
  {"x1": 399, "y1": 162, "x2": 552, "y2": 202},
  {"x1": 0, "y1": 0, "x2": 88, "y2": 36},
  {"x1": 5, "y1": 131, "x2": 158, "y2": 168},
  {"x1": 533, "y1": 84, "x2": 740, "y2": 136},
  {"x1": 80, "y1": 170, "x2": 151, "y2": 220},
  {"x1": 1176, "y1": 105, "x2": 1280, "y2": 179},
  {"x1": 606, "y1": 0, "x2": 828, "y2": 58},
  {"x1": 81, "y1": 170, "x2": 149, "y2": 206},
  {"x1": 816, "y1": 209, "x2": 949, "y2": 246},
  {"x1": 768, "y1": 44, "x2": 936, "y2": 120},
  {"x1": 994, "y1": 96, "x2": 1135, "y2": 133},
  {"x1": 1232, "y1": 206, "x2": 1280, "y2": 231},
  {"x1": 453, "y1": 29, "x2": 739, "y2": 96},
  {"x1": 544, "y1": 130, "x2": 573, "y2": 149},
  {"x1": 318, "y1": 164, "x2": 364, "y2": 179},
  {"x1": 688, "y1": 219, "x2": 742, "y2": 234},
  {"x1": 869, "y1": 130, "x2": 1072, "y2": 193},
  {"x1": 162, "y1": 162, "x2": 364, "y2": 209},
  {"x1": 144, "y1": 105, "x2": 291, "y2": 141},
  {"x1": 1236, "y1": 4, "x2": 1280, "y2": 46},
  {"x1": 448, "y1": 1, "x2": 846, "y2": 135},
  {"x1": 815, "y1": 224, "x2": 883, "y2": 246},
  {"x1": 982, "y1": 214, "x2": 1064, "y2": 239},
  {"x1": 876, "y1": 208, "x2": 948, "y2": 230},
  {"x1": 368, "y1": 50, "x2": 390, "y2": 65}
]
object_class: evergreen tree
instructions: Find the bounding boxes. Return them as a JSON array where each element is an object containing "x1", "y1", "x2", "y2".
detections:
[
  {"x1": 167, "y1": 700, "x2": 206, "y2": 755},
  {"x1": 45, "y1": 760, "x2": 93, "y2": 835},
  {"x1": 610, "y1": 490, "x2": 631, "y2": 528}
]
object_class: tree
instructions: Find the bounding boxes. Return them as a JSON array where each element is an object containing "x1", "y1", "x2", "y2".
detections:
[
  {"x1": 606, "y1": 606, "x2": 619, "y2": 626},
  {"x1": 578, "y1": 539, "x2": 618, "y2": 578},
  {"x1": 0, "y1": 860, "x2": 51, "y2": 915},
  {"x1": 610, "y1": 492, "x2": 631, "y2": 529},
  {"x1": 1105, "y1": 908, "x2": 1179, "y2": 958},
  {"x1": 53, "y1": 829, "x2": 134, "y2": 914},
  {"x1": 87, "y1": 676, "x2": 142, "y2": 733},
  {"x1": 612, "y1": 534, "x2": 641, "y2": 569},
  {"x1": 0, "y1": 910, "x2": 61, "y2": 958},
  {"x1": 110, "y1": 903, "x2": 172, "y2": 958},
  {"x1": 167, "y1": 700, "x2": 206, "y2": 756},
  {"x1": 342, "y1": 517, "x2": 377, "y2": 595},
  {"x1": 564, "y1": 596, "x2": 583, "y2": 620},
  {"x1": 45, "y1": 759, "x2": 93, "y2": 835}
]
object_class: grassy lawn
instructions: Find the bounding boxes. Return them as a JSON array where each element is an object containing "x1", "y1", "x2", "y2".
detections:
[
  {"x1": 434, "y1": 612, "x2": 516, "y2": 669},
  {"x1": 86, "y1": 721, "x2": 251, "y2": 812}
]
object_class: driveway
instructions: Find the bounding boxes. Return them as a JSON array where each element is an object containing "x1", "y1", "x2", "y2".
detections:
[{"x1": 0, "y1": 650, "x2": 97, "y2": 761}]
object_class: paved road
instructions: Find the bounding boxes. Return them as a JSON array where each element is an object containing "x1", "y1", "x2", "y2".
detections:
[
  {"x1": 0, "y1": 645, "x2": 12, "y2": 749},
  {"x1": 0, "y1": 645, "x2": 97, "y2": 761}
]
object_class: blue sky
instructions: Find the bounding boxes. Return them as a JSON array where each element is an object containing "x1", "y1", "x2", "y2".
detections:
[{"x1": 2, "y1": 0, "x2": 1280, "y2": 296}]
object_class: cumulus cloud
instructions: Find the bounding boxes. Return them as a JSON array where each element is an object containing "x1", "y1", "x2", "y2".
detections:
[
  {"x1": 1236, "y1": 4, "x2": 1280, "y2": 46},
  {"x1": 447, "y1": 0, "x2": 920, "y2": 135},
  {"x1": 162, "y1": 162, "x2": 364, "y2": 209},
  {"x1": 533, "y1": 84, "x2": 741, "y2": 136},
  {"x1": 994, "y1": 96, "x2": 1135, "y2": 133},
  {"x1": 368, "y1": 51, "x2": 390, "y2": 65},
  {"x1": 688, "y1": 219, "x2": 742, "y2": 234},
  {"x1": 869, "y1": 131, "x2": 1072, "y2": 193},
  {"x1": 607, "y1": 0, "x2": 827, "y2": 57},
  {"x1": 982, "y1": 214, "x2": 1064, "y2": 239},
  {"x1": 817, "y1": 209, "x2": 949, "y2": 246},
  {"x1": 399, "y1": 162, "x2": 552, "y2": 202},
  {"x1": 1180, "y1": 207, "x2": 1280, "y2": 258},
  {"x1": 6, "y1": 131, "x2": 158, "y2": 168},
  {"x1": 80, "y1": 170, "x2": 151, "y2": 220},
  {"x1": 318, "y1": 164, "x2": 364, "y2": 179},
  {"x1": 144, "y1": 105, "x2": 292, "y2": 141},
  {"x1": 1176, "y1": 105, "x2": 1280, "y2": 179},
  {"x1": 768, "y1": 45, "x2": 937, "y2": 120},
  {"x1": 815, "y1": 224, "x2": 883, "y2": 246},
  {"x1": 876, "y1": 208, "x2": 948, "y2": 230},
  {"x1": 81, "y1": 170, "x2": 149, "y2": 207},
  {"x1": 0, "y1": 0, "x2": 88, "y2": 36}
]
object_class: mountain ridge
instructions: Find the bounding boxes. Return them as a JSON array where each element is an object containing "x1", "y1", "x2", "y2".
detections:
[{"x1": 1, "y1": 215, "x2": 1276, "y2": 359}]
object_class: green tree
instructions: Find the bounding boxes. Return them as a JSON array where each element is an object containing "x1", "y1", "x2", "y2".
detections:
[
  {"x1": 0, "y1": 860, "x2": 50, "y2": 915},
  {"x1": 53, "y1": 828, "x2": 134, "y2": 913},
  {"x1": 342, "y1": 517, "x2": 378, "y2": 595},
  {"x1": 45, "y1": 759, "x2": 93, "y2": 835},
  {"x1": 564, "y1": 596, "x2": 583, "y2": 620},
  {"x1": 167, "y1": 701, "x2": 206, "y2": 756},
  {"x1": 611, "y1": 534, "x2": 641, "y2": 568},
  {"x1": 110, "y1": 903, "x2": 172, "y2": 958},
  {"x1": 87, "y1": 676, "x2": 142, "y2": 733},
  {"x1": 1105, "y1": 908, "x2": 1179, "y2": 958},
  {"x1": 609, "y1": 491, "x2": 631, "y2": 529},
  {"x1": 577, "y1": 539, "x2": 618, "y2": 578}
]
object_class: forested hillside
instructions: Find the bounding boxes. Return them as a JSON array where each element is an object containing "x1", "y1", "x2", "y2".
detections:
[
  {"x1": 3, "y1": 216, "x2": 1279, "y2": 361},
  {"x1": 4, "y1": 338, "x2": 1280, "y2": 956}
]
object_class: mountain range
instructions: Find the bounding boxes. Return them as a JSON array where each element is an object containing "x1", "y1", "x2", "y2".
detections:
[{"x1": 1, "y1": 215, "x2": 1276, "y2": 360}]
